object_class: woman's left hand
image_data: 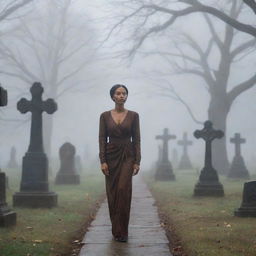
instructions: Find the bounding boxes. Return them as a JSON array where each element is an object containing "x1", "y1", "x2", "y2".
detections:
[{"x1": 133, "y1": 164, "x2": 140, "y2": 176}]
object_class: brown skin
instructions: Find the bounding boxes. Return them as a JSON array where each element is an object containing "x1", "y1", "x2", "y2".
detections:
[{"x1": 101, "y1": 86, "x2": 140, "y2": 176}]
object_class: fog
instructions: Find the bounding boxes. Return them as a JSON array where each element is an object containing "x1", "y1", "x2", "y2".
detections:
[{"x1": 0, "y1": 0, "x2": 256, "y2": 174}]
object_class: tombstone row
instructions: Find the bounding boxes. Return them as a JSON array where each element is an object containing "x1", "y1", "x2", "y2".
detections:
[
  {"x1": 155, "y1": 121, "x2": 256, "y2": 217},
  {"x1": 156, "y1": 129, "x2": 250, "y2": 179}
]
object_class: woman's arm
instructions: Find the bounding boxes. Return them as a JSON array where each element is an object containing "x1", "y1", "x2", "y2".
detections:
[
  {"x1": 132, "y1": 112, "x2": 141, "y2": 168},
  {"x1": 99, "y1": 113, "x2": 107, "y2": 163}
]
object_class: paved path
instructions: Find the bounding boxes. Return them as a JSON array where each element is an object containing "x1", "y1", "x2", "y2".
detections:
[{"x1": 79, "y1": 176, "x2": 172, "y2": 256}]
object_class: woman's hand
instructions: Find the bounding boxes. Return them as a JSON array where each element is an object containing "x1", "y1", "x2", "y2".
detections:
[
  {"x1": 101, "y1": 162, "x2": 109, "y2": 176},
  {"x1": 133, "y1": 164, "x2": 140, "y2": 176}
]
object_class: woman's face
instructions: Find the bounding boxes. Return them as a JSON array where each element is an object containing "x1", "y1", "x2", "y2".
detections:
[{"x1": 112, "y1": 87, "x2": 128, "y2": 104}]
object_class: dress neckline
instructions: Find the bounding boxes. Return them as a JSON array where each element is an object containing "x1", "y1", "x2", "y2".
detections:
[{"x1": 110, "y1": 110, "x2": 129, "y2": 126}]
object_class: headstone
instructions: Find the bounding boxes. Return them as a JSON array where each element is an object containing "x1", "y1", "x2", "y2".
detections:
[
  {"x1": 75, "y1": 155, "x2": 83, "y2": 174},
  {"x1": 0, "y1": 86, "x2": 15, "y2": 226},
  {"x1": 172, "y1": 148, "x2": 178, "y2": 169},
  {"x1": 13, "y1": 82, "x2": 58, "y2": 208},
  {"x1": 193, "y1": 120, "x2": 224, "y2": 196},
  {"x1": 177, "y1": 132, "x2": 193, "y2": 169},
  {"x1": 0, "y1": 85, "x2": 7, "y2": 106},
  {"x1": 228, "y1": 133, "x2": 250, "y2": 179},
  {"x1": 0, "y1": 172, "x2": 16, "y2": 227},
  {"x1": 7, "y1": 147, "x2": 18, "y2": 169},
  {"x1": 155, "y1": 128, "x2": 176, "y2": 180},
  {"x1": 234, "y1": 181, "x2": 256, "y2": 217},
  {"x1": 55, "y1": 142, "x2": 80, "y2": 184}
]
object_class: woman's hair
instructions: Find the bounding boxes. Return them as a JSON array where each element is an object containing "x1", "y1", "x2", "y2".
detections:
[{"x1": 110, "y1": 84, "x2": 128, "y2": 99}]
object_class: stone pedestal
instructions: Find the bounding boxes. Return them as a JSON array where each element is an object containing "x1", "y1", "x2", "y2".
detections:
[
  {"x1": 13, "y1": 152, "x2": 57, "y2": 208},
  {"x1": 194, "y1": 167, "x2": 224, "y2": 197},
  {"x1": 155, "y1": 162, "x2": 175, "y2": 181},
  {"x1": 0, "y1": 172, "x2": 16, "y2": 227},
  {"x1": 13, "y1": 191, "x2": 57, "y2": 208},
  {"x1": 234, "y1": 181, "x2": 256, "y2": 217},
  {"x1": 228, "y1": 155, "x2": 250, "y2": 179}
]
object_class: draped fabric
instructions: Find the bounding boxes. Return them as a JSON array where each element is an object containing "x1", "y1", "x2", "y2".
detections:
[{"x1": 99, "y1": 110, "x2": 141, "y2": 238}]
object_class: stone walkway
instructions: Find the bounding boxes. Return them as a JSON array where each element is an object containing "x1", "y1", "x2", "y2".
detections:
[{"x1": 79, "y1": 176, "x2": 172, "y2": 256}]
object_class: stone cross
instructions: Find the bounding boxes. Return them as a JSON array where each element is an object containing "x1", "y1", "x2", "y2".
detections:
[
  {"x1": 230, "y1": 133, "x2": 245, "y2": 156},
  {"x1": 156, "y1": 128, "x2": 176, "y2": 163},
  {"x1": 194, "y1": 121, "x2": 224, "y2": 169},
  {"x1": 17, "y1": 82, "x2": 57, "y2": 153},
  {"x1": 178, "y1": 132, "x2": 192, "y2": 155},
  {"x1": 13, "y1": 82, "x2": 58, "y2": 208}
]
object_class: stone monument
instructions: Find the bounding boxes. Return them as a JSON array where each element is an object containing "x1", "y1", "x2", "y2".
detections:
[
  {"x1": 0, "y1": 85, "x2": 7, "y2": 106},
  {"x1": 0, "y1": 172, "x2": 16, "y2": 227},
  {"x1": 172, "y1": 148, "x2": 179, "y2": 169},
  {"x1": 155, "y1": 128, "x2": 176, "y2": 181},
  {"x1": 7, "y1": 146, "x2": 18, "y2": 169},
  {"x1": 55, "y1": 142, "x2": 80, "y2": 184},
  {"x1": 234, "y1": 181, "x2": 256, "y2": 217},
  {"x1": 0, "y1": 85, "x2": 16, "y2": 226},
  {"x1": 193, "y1": 120, "x2": 224, "y2": 196},
  {"x1": 228, "y1": 133, "x2": 250, "y2": 179},
  {"x1": 177, "y1": 132, "x2": 193, "y2": 169},
  {"x1": 13, "y1": 82, "x2": 58, "y2": 208}
]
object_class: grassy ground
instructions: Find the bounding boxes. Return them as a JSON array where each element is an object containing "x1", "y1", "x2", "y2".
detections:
[
  {"x1": 144, "y1": 169, "x2": 256, "y2": 256},
  {"x1": 0, "y1": 168, "x2": 105, "y2": 256}
]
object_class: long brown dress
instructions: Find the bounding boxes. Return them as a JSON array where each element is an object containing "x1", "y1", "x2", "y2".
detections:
[{"x1": 99, "y1": 110, "x2": 141, "y2": 238}]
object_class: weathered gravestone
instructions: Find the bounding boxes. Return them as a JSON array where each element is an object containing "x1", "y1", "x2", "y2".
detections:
[
  {"x1": 172, "y1": 148, "x2": 179, "y2": 169},
  {"x1": 0, "y1": 86, "x2": 16, "y2": 226},
  {"x1": 228, "y1": 133, "x2": 250, "y2": 179},
  {"x1": 155, "y1": 128, "x2": 176, "y2": 181},
  {"x1": 178, "y1": 132, "x2": 193, "y2": 169},
  {"x1": 0, "y1": 172, "x2": 16, "y2": 227},
  {"x1": 7, "y1": 146, "x2": 18, "y2": 169},
  {"x1": 55, "y1": 142, "x2": 80, "y2": 184},
  {"x1": 234, "y1": 181, "x2": 256, "y2": 217},
  {"x1": 13, "y1": 82, "x2": 58, "y2": 208},
  {"x1": 0, "y1": 85, "x2": 7, "y2": 106},
  {"x1": 193, "y1": 121, "x2": 224, "y2": 196}
]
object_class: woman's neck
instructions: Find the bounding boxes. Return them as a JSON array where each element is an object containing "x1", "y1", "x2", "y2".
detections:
[{"x1": 114, "y1": 104, "x2": 125, "y2": 113}]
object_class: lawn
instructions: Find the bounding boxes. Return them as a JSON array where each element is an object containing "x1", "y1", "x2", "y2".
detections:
[
  {"x1": 0, "y1": 168, "x2": 105, "y2": 256},
  {"x1": 145, "y1": 169, "x2": 256, "y2": 256}
]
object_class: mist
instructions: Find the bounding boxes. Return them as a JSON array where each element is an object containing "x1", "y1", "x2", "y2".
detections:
[{"x1": 0, "y1": 0, "x2": 256, "y2": 175}]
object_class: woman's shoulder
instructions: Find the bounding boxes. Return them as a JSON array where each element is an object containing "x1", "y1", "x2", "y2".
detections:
[
  {"x1": 128, "y1": 110, "x2": 139, "y2": 117},
  {"x1": 100, "y1": 110, "x2": 111, "y2": 117}
]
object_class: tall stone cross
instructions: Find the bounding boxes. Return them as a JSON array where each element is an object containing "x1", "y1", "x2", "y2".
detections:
[
  {"x1": 178, "y1": 132, "x2": 192, "y2": 155},
  {"x1": 17, "y1": 82, "x2": 57, "y2": 153},
  {"x1": 13, "y1": 82, "x2": 58, "y2": 208},
  {"x1": 194, "y1": 121, "x2": 224, "y2": 169},
  {"x1": 156, "y1": 128, "x2": 176, "y2": 163},
  {"x1": 230, "y1": 133, "x2": 245, "y2": 157}
]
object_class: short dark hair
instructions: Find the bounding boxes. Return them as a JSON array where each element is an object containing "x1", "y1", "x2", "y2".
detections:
[{"x1": 110, "y1": 84, "x2": 128, "y2": 99}]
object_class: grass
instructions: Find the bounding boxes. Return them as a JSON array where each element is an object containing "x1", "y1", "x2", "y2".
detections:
[
  {"x1": 144, "y1": 169, "x2": 256, "y2": 256},
  {"x1": 0, "y1": 168, "x2": 105, "y2": 256}
]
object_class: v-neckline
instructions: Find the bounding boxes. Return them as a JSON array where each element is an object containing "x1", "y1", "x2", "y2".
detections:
[{"x1": 110, "y1": 110, "x2": 129, "y2": 126}]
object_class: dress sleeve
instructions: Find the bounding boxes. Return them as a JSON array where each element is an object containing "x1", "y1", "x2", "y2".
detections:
[
  {"x1": 99, "y1": 113, "x2": 107, "y2": 164},
  {"x1": 132, "y1": 112, "x2": 141, "y2": 165}
]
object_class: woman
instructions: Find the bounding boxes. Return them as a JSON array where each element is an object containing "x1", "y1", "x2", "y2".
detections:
[{"x1": 98, "y1": 84, "x2": 141, "y2": 242}]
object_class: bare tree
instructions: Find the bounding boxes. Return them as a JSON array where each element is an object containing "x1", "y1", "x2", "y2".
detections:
[
  {"x1": 105, "y1": 0, "x2": 256, "y2": 174},
  {"x1": 0, "y1": 0, "x2": 33, "y2": 22},
  {"x1": 0, "y1": 0, "x2": 97, "y2": 157}
]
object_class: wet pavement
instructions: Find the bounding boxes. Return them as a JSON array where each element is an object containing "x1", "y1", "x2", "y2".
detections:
[{"x1": 78, "y1": 176, "x2": 172, "y2": 256}]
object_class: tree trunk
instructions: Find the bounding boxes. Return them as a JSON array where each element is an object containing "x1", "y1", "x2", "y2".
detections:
[{"x1": 208, "y1": 94, "x2": 230, "y2": 175}]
